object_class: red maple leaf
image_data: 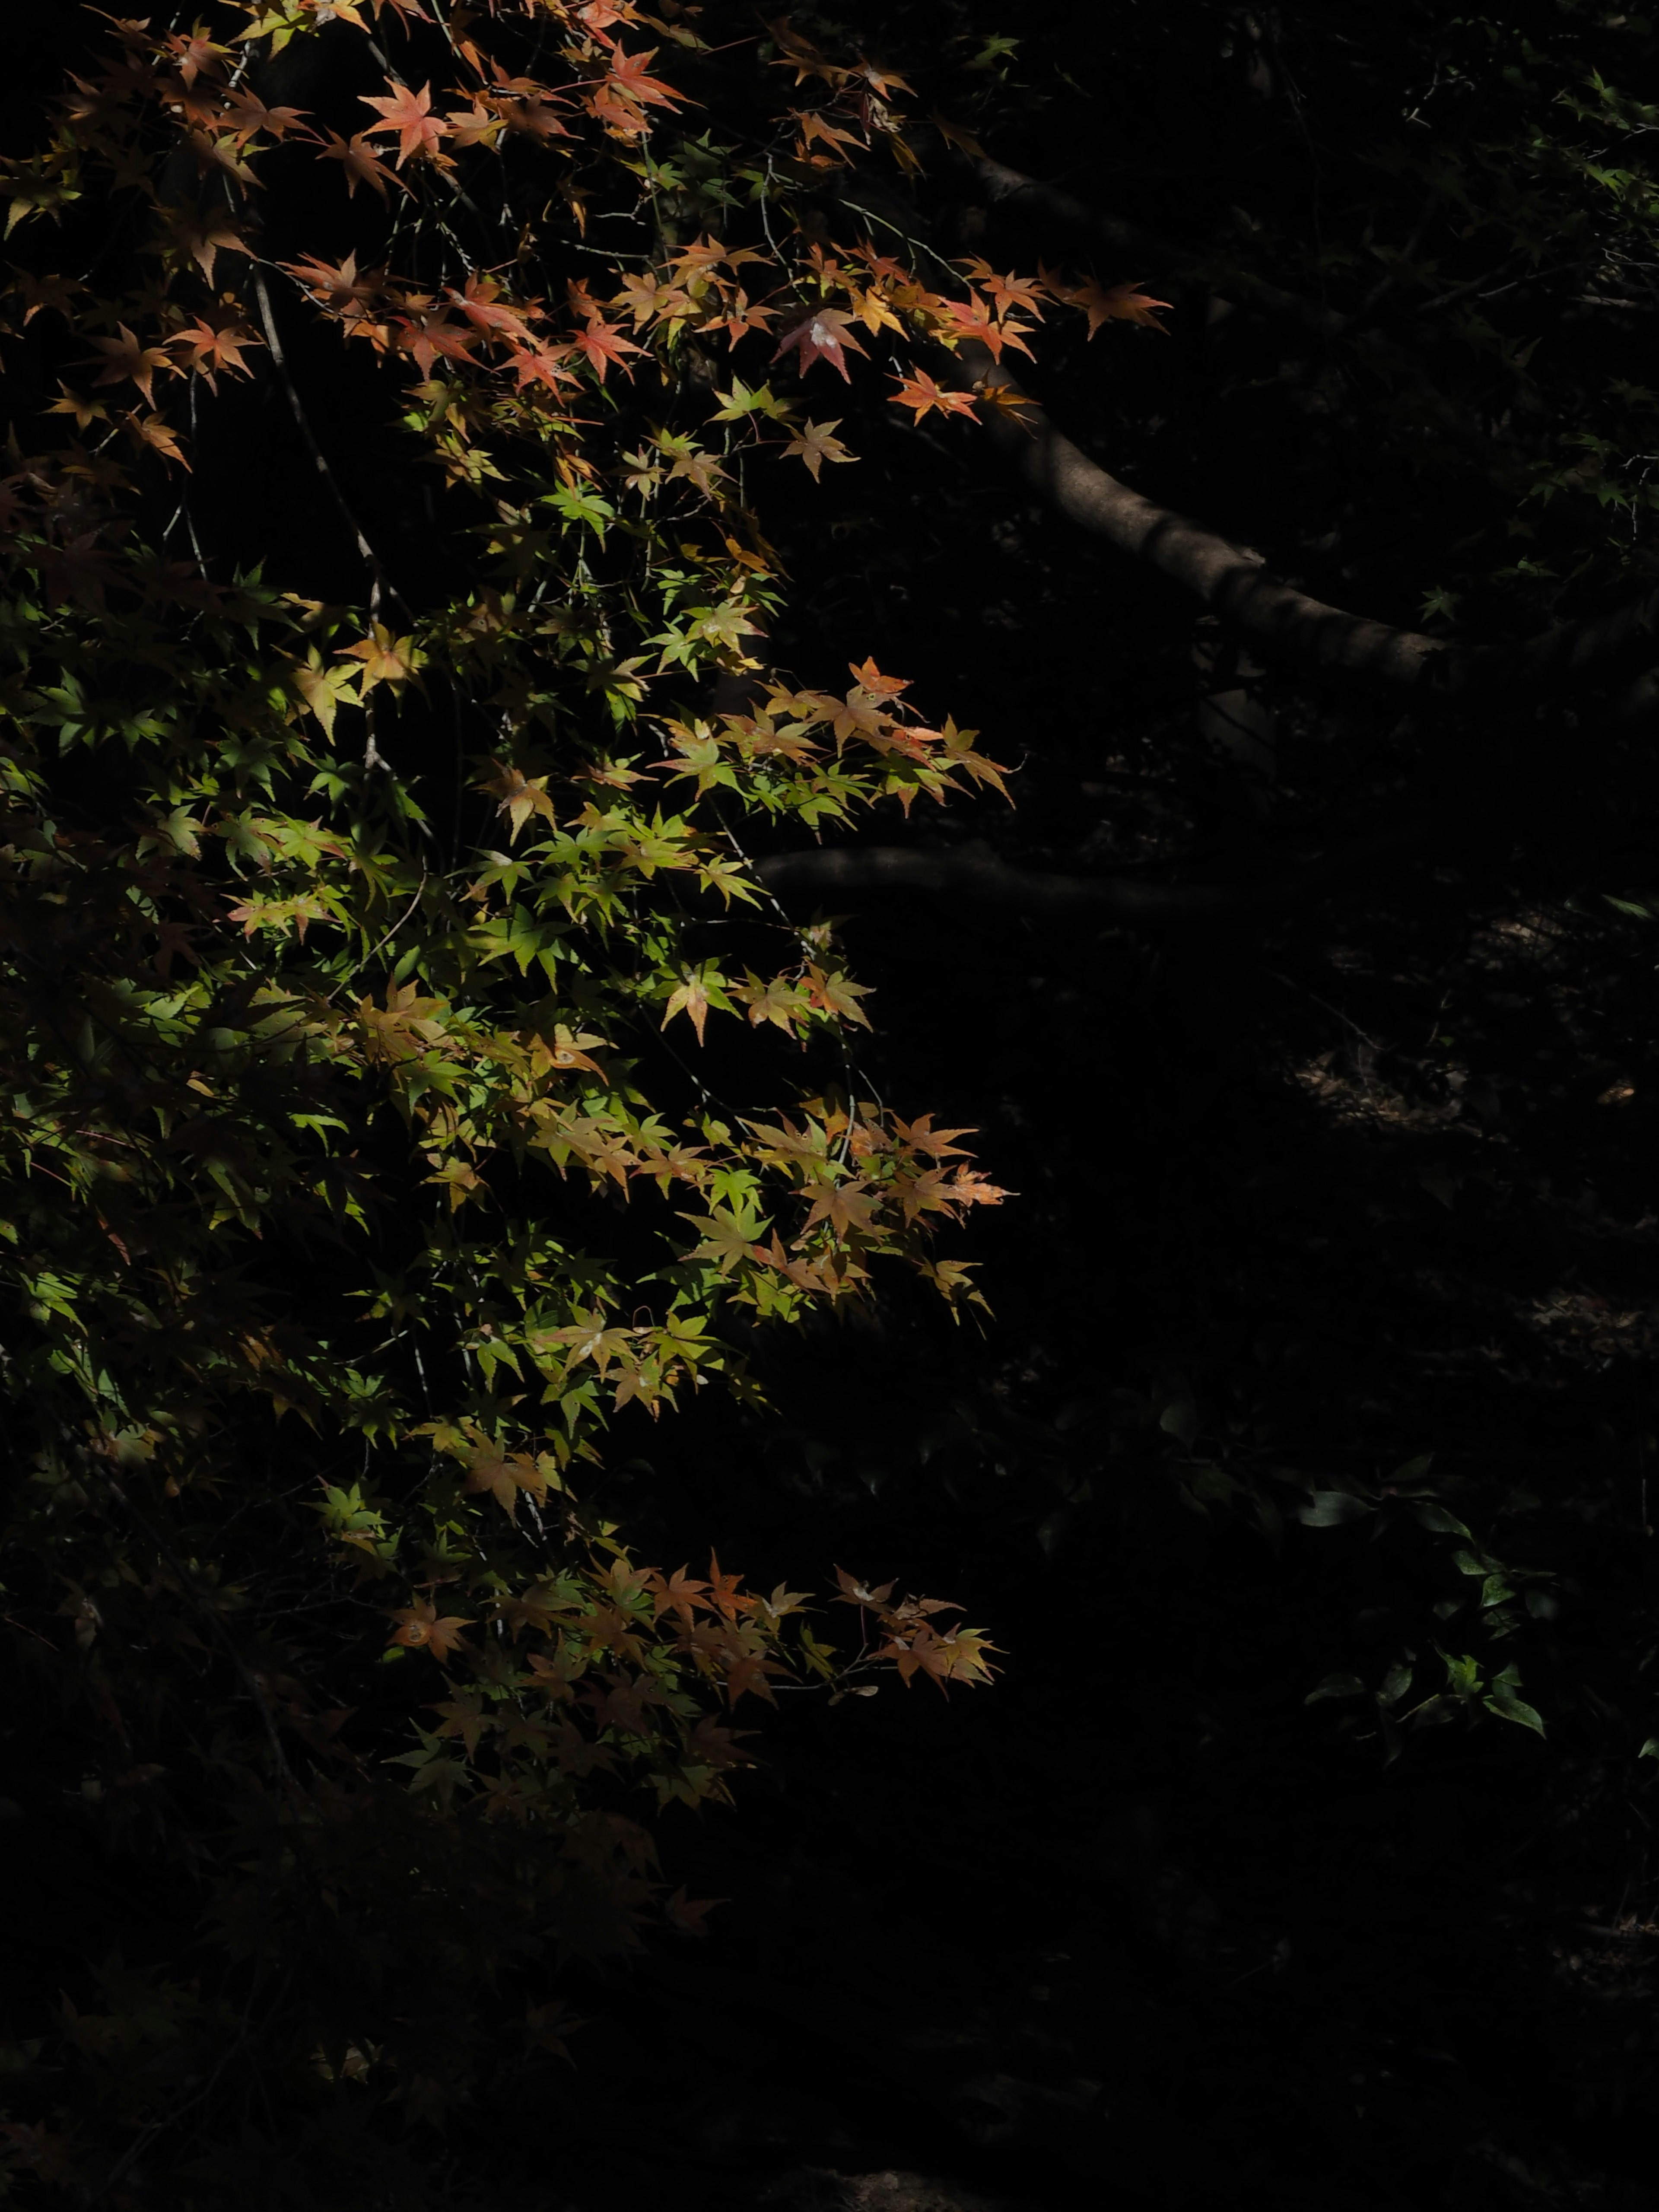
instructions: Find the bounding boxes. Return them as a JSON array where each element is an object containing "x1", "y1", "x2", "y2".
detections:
[
  {"x1": 316, "y1": 130, "x2": 407, "y2": 200},
  {"x1": 569, "y1": 317, "x2": 645, "y2": 382},
  {"x1": 393, "y1": 308, "x2": 480, "y2": 378},
  {"x1": 770, "y1": 307, "x2": 866, "y2": 382},
  {"x1": 360, "y1": 80, "x2": 452, "y2": 168}
]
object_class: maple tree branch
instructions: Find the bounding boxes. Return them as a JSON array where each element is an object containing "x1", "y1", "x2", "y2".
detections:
[
  {"x1": 957, "y1": 347, "x2": 1659, "y2": 699},
  {"x1": 757, "y1": 807, "x2": 1471, "y2": 931},
  {"x1": 250, "y1": 268, "x2": 409, "y2": 619}
]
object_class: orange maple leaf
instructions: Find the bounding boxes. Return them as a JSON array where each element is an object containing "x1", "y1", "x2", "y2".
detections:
[
  {"x1": 360, "y1": 80, "x2": 452, "y2": 168},
  {"x1": 169, "y1": 316, "x2": 261, "y2": 393},
  {"x1": 460, "y1": 1446, "x2": 550, "y2": 1519},
  {"x1": 79, "y1": 324, "x2": 174, "y2": 407},
  {"x1": 1040, "y1": 263, "x2": 1173, "y2": 336},
  {"x1": 388, "y1": 1600, "x2": 472, "y2": 1662},
  {"x1": 781, "y1": 418, "x2": 853, "y2": 478},
  {"x1": 889, "y1": 369, "x2": 978, "y2": 422}
]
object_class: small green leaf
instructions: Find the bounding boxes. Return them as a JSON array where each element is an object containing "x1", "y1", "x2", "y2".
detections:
[
  {"x1": 1297, "y1": 1491, "x2": 1375, "y2": 1528},
  {"x1": 1158, "y1": 1398, "x2": 1199, "y2": 1446},
  {"x1": 1306, "y1": 1672, "x2": 1367, "y2": 1704}
]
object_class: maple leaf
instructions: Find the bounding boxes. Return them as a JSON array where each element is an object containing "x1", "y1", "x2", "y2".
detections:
[
  {"x1": 946, "y1": 1167, "x2": 1012, "y2": 1207},
  {"x1": 1093, "y1": 278, "x2": 1174, "y2": 333},
  {"x1": 936, "y1": 715, "x2": 1012, "y2": 799},
  {"x1": 766, "y1": 16, "x2": 849, "y2": 88},
  {"x1": 662, "y1": 962, "x2": 736, "y2": 1045},
  {"x1": 931, "y1": 109, "x2": 985, "y2": 156},
  {"x1": 221, "y1": 86, "x2": 311, "y2": 145},
  {"x1": 661, "y1": 972, "x2": 709, "y2": 1045},
  {"x1": 500, "y1": 89, "x2": 573, "y2": 144},
  {"x1": 360, "y1": 80, "x2": 452, "y2": 169},
  {"x1": 855, "y1": 57, "x2": 917, "y2": 100},
  {"x1": 667, "y1": 445, "x2": 729, "y2": 498},
  {"x1": 1040, "y1": 263, "x2": 1172, "y2": 336},
  {"x1": 705, "y1": 1553, "x2": 758, "y2": 1619},
  {"x1": 848, "y1": 658, "x2": 910, "y2": 702},
  {"x1": 394, "y1": 308, "x2": 480, "y2": 378},
  {"x1": 686, "y1": 1712, "x2": 756, "y2": 1770},
  {"x1": 890, "y1": 370, "x2": 976, "y2": 421},
  {"x1": 164, "y1": 28, "x2": 231, "y2": 88},
  {"x1": 506, "y1": 339, "x2": 579, "y2": 396},
  {"x1": 46, "y1": 384, "x2": 106, "y2": 431},
  {"x1": 685, "y1": 1207, "x2": 770, "y2": 1273},
  {"x1": 545, "y1": 1317, "x2": 636, "y2": 1374},
  {"x1": 880, "y1": 1621, "x2": 1002, "y2": 1693},
  {"x1": 804, "y1": 965, "x2": 874, "y2": 1027},
  {"x1": 289, "y1": 653, "x2": 359, "y2": 739},
  {"x1": 162, "y1": 205, "x2": 247, "y2": 286},
  {"x1": 792, "y1": 109, "x2": 865, "y2": 161},
  {"x1": 473, "y1": 752, "x2": 559, "y2": 836},
  {"x1": 569, "y1": 316, "x2": 646, "y2": 382},
  {"x1": 451, "y1": 272, "x2": 537, "y2": 345},
  {"x1": 596, "y1": 46, "x2": 687, "y2": 118},
  {"x1": 798, "y1": 1176, "x2": 884, "y2": 1239},
  {"x1": 8, "y1": 268, "x2": 81, "y2": 323},
  {"x1": 388, "y1": 1599, "x2": 472, "y2": 1662},
  {"x1": 781, "y1": 418, "x2": 853, "y2": 479},
  {"x1": 280, "y1": 249, "x2": 375, "y2": 308},
  {"x1": 339, "y1": 625, "x2": 422, "y2": 694},
  {"x1": 702, "y1": 290, "x2": 779, "y2": 348},
  {"x1": 0, "y1": 2121, "x2": 79, "y2": 2185},
  {"x1": 121, "y1": 411, "x2": 190, "y2": 470},
  {"x1": 932, "y1": 296, "x2": 1036, "y2": 362},
  {"x1": 832, "y1": 1565, "x2": 897, "y2": 1608},
  {"x1": 429, "y1": 1691, "x2": 492, "y2": 1757},
  {"x1": 973, "y1": 378, "x2": 1038, "y2": 430},
  {"x1": 316, "y1": 130, "x2": 407, "y2": 200},
  {"x1": 461, "y1": 1445, "x2": 550, "y2": 1519},
  {"x1": 958, "y1": 260, "x2": 1046, "y2": 318},
  {"x1": 170, "y1": 317, "x2": 261, "y2": 393},
  {"x1": 79, "y1": 324, "x2": 173, "y2": 407},
  {"x1": 646, "y1": 1564, "x2": 711, "y2": 1625},
  {"x1": 734, "y1": 969, "x2": 812, "y2": 1033},
  {"x1": 770, "y1": 308, "x2": 867, "y2": 382}
]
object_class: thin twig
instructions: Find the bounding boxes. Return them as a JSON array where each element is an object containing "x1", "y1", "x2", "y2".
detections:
[{"x1": 250, "y1": 267, "x2": 409, "y2": 617}]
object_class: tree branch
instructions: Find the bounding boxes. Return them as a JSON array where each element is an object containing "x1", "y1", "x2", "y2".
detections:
[
  {"x1": 757, "y1": 807, "x2": 1471, "y2": 931},
  {"x1": 959, "y1": 347, "x2": 1659, "y2": 698},
  {"x1": 251, "y1": 268, "x2": 408, "y2": 620}
]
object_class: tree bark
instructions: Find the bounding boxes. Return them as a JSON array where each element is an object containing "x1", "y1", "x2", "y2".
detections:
[
  {"x1": 960, "y1": 346, "x2": 1659, "y2": 699},
  {"x1": 758, "y1": 807, "x2": 1470, "y2": 930}
]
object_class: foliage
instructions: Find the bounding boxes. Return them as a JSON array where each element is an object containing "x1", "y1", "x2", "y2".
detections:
[
  {"x1": 0, "y1": 2, "x2": 1024, "y2": 2190},
  {"x1": 10, "y1": 0, "x2": 1659, "y2": 2202}
]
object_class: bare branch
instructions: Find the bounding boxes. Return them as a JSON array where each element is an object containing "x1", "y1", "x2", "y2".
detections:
[
  {"x1": 757, "y1": 808, "x2": 1469, "y2": 931},
  {"x1": 251, "y1": 268, "x2": 408, "y2": 618},
  {"x1": 959, "y1": 347, "x2": 1659, "y2": 699}
]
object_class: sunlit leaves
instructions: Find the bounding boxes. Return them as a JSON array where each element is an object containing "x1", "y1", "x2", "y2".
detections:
[{"x1": 0, "y1": 4, "x2": 1025, "y2": 2161}]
